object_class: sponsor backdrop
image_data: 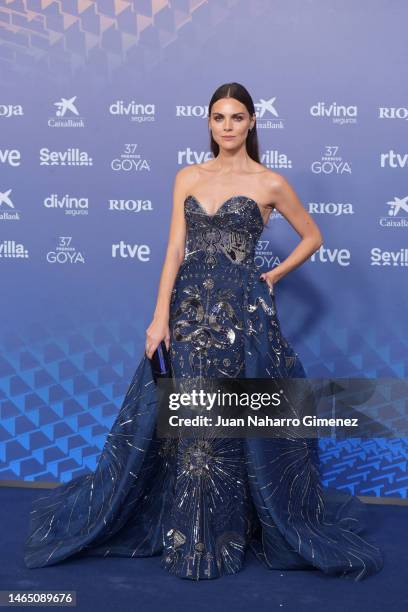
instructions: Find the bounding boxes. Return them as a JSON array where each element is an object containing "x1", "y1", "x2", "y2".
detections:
[{"x1": 0, "y1": 1, "x2": 407, "y2": 497}]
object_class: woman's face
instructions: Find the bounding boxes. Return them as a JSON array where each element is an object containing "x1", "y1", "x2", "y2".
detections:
[{"x1": 208, "y1": 97, "x2": 255, "y2": 150}]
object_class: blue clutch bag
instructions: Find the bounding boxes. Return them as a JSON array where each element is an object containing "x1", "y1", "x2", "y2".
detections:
[{"x1": 149, "y1": 340, "x2": 172, "y2": 383}]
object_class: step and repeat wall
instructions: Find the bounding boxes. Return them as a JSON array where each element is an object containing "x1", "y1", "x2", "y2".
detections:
[{"x1": 0, "y1": 1, "x2": 407, "y2": 497}]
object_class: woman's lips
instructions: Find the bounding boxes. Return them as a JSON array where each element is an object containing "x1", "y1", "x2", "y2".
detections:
[{"x1": 222, "y1": 136, "x2": 235, "y2": 139}]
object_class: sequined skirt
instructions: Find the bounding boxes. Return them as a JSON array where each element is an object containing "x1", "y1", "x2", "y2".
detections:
[{"x1": 23, "y1": 260, "x2": 383, "y2": 581}]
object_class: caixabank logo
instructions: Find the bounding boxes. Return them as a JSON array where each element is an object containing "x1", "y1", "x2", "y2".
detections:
[
  {"x1": 0, "y1": 188, "x2": 21, "y2": 221},
  {"x1": 48, "y1": 96, "x2": 85, "y2": 128},
  {"x1": 378, "y1": 195, "x2": 408, "y2": 228}
]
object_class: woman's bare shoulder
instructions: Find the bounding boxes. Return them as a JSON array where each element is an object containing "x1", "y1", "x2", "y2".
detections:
[
  {"x1": 253, "y1": 163, "x2": 283, "y2": 180},
  {"x1": 257, "y1": 165, "x2": 291, "y2": 191},
  {"x1": 175, "y1": 163, "x2": 202, "y2": 181},
  {"x1": 174, "y1": 162, "x2": 211, "y2": 194}
]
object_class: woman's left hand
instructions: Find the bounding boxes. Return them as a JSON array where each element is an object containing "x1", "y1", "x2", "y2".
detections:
[{"x1": 259, "y1": 269, "x2": 281, "y2": 291}]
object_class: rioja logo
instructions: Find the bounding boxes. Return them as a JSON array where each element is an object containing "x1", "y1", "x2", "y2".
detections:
[
  {"x1": 308, "y1": 202, "x2": 354, "y2": 216},
  {"x1": 108, "y1": 199, "x2": 153, "y2": 212},
  {"x1": 379, "y1": 107, "x2": 408, "y2": 120},
  {"x1": 0, "y1": 104, "x2": 24, "y2": 117}
]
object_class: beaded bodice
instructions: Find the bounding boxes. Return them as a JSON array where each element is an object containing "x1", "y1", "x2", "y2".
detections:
[{"x1": 183, "y1": 194, "x2": 265, "y2": 269}]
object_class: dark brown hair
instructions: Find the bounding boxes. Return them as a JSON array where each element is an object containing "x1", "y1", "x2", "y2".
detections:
[{"x1": 208, "y1": 82, "x2": 260, "y2": 163}]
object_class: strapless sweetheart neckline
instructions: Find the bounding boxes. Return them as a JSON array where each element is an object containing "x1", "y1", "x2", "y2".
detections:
[{"x1": 185, "y1": 194, "x2": 267, "y2": 227}]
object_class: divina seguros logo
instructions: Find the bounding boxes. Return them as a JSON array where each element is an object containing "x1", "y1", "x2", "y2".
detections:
[
  {"x1": 109, "y1": 101, "x2": 155, "y2": 122},
  {"x1": 310, "y1": 102, "x2": 358, "y2": 124},
  {"x1": 44, "y1": 194, "x2": 89, "y2": 216}
]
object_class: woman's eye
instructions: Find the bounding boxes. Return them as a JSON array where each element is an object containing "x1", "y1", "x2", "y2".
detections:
[{"x1": 213, "y1": 116, "x2": 244, "y2": 121}]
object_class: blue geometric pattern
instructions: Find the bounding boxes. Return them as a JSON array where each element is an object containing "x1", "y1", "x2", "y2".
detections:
[
  {"x1": 1, "y1": 315, "x2": 407, "y2": 498},
  {"x1": 0, "y1": 312, "x2": 146, "y2": 483},
  {"x1": 0, "y1": 0, "x2": 221, "y2": 81}
]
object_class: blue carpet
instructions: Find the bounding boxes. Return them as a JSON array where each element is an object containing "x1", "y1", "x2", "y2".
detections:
[{"x1": 1, "y1": 487, "x2": 407, "y2": 612}]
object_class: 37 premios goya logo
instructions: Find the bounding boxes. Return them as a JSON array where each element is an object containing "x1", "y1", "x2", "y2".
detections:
[{"x1": 46, "y1": 236, "x2": 85, "y2": 264}]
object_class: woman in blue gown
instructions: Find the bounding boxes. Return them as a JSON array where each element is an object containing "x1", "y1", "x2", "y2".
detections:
[{"x1": 23, "y1": 82, "x2": 383, "y2": 581}]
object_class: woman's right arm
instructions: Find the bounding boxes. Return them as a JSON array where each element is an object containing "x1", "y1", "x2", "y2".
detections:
[{"x1": 144, "y1": 166, "x2": 191, "y2": 359}]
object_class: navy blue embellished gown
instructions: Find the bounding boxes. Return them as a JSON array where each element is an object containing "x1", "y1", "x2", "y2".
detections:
[{"x1": 24, "y1": 195, "x2": 383, "y2": 581}]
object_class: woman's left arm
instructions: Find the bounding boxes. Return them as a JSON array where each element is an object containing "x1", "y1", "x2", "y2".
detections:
[{"x1": 260, "y1": 174, "x2": 323, "y2": 287}]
